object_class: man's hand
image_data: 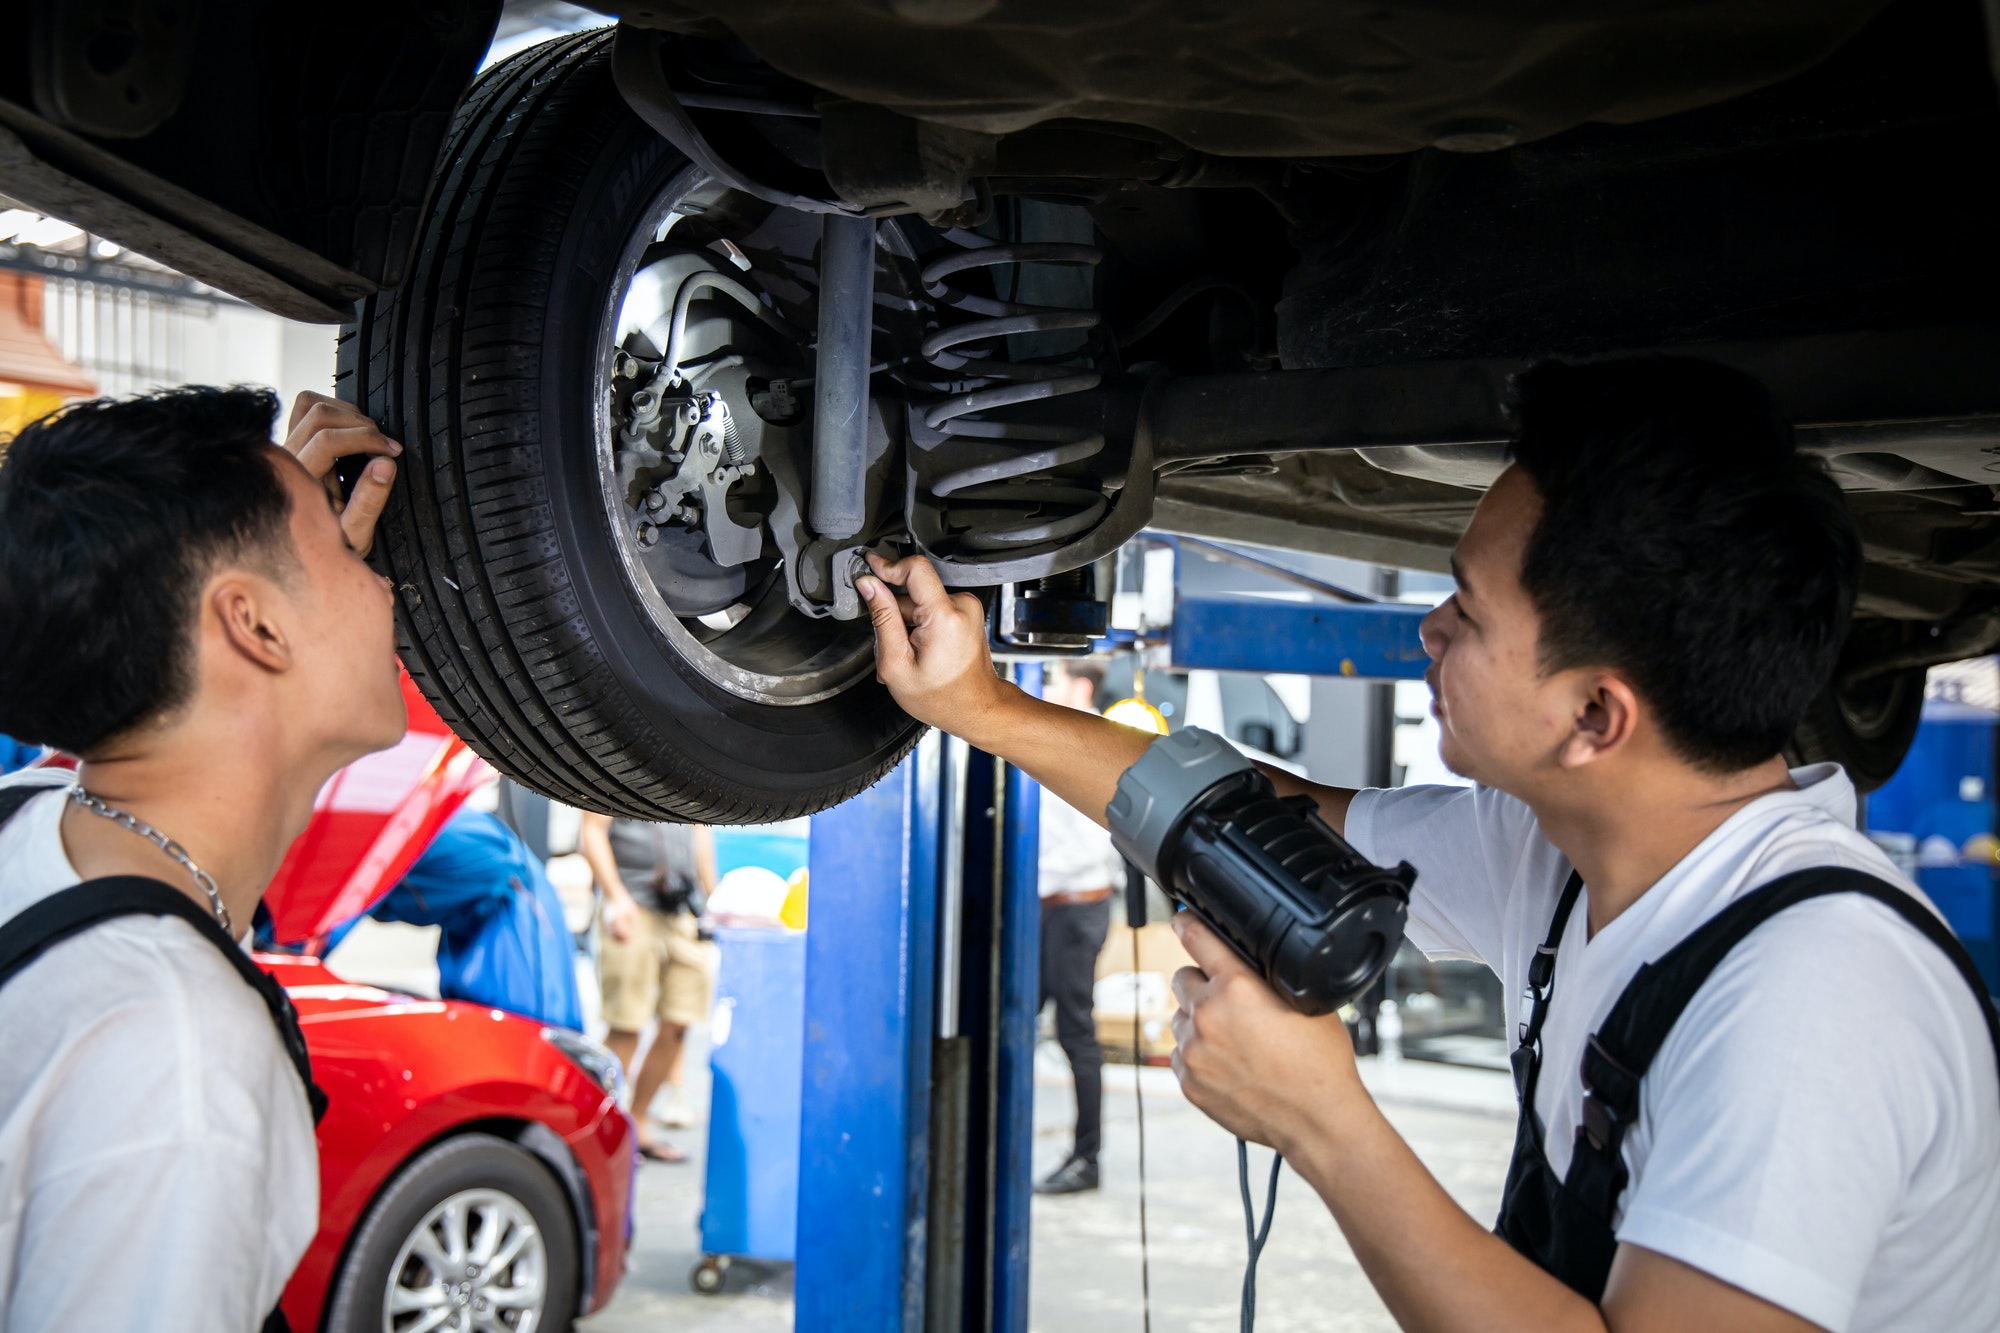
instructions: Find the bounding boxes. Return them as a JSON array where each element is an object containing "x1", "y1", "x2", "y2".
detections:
[
  {"x1": 601, "y1": 892, "x2": 637, "y2": 943},
  {"x1": 1170, "y1": 912, "x2": 1367, "y2": 1154},
  {"x1": 857, "y1": 552, "x2": 1013, "y2": 741},
  {"x1": 283, "y1": 391, "x2": 401, "y2": 557}
]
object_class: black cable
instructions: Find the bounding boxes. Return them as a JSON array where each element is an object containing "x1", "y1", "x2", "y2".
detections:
[
  {"x1": 1236, "y1": 1139, "x2": 1282, "y2": 1333},
  {"x1": 1133, "y1": 919, "x2": 1153, "y2": 1333}
]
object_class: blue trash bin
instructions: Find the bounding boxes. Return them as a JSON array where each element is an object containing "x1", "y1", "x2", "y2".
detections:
[{"x1": 695, "y1": 926, "x2": 805, "y2": 1291}]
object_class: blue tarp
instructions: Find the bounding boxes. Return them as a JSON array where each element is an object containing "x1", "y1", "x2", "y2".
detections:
[
  {"x1": 0, "y1": 736, "x2": 43, "y2": 775},
  {"x1": 367, "y1": 809, "x2": 583, "y2": 1030},
  {"x1": 1867, "y1": 707, "x2": 1999, "y2": 993}
]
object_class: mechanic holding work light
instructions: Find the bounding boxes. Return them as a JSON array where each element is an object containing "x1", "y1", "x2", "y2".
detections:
[{"x1": 857, "y1": 358, "x2": 2000, "y2": 1333}]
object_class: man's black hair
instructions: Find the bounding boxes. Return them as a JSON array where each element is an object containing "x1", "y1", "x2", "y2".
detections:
[
  {"x1": 0, "y1": 386, "x2": 293, "y2": 755},
  {"x1": 1507, "y1": 357, "x2": 1859, "y2": 773}
]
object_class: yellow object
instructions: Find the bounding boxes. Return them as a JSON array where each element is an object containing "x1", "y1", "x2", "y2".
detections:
[
  {"x1": 780, "y1": 868, "x2": 809, "y2": 931},
  {"x1": 0, "y1": 387, "x2": 66, "y2": 444},
  {"x1": 1103, "y1": 696, "x2": 1169, "y2": 735}
]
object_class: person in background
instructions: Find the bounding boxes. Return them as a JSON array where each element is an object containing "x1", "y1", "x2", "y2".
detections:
[
  {"x1": 1035, "y1": 659, "x2": 1127, "y2": 1195},
  {"x1": 580, "y1": 812, "x2": 718, "y2": 1163}
]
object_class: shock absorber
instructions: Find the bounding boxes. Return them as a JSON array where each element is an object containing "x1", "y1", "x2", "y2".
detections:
[{"x1": 915, "y1": 239, "x2": 1109, "y2": 560}]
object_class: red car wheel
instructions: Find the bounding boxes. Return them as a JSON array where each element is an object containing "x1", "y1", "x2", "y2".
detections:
[{"x1": 323, "y1": 1132, "x2": 581, "y2": 1333}]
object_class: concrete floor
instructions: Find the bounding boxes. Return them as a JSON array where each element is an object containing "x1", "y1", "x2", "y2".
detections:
[
  {"x1": 579, "y1": 1046, "x2": 1516, "y2": 1332},
  {"x1": 325, "y1": 921, "x2": 1519, "y2": 1330}
]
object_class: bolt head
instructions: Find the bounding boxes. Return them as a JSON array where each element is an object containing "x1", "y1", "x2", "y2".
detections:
[{"x1": 636, "y1": 522, "x2": 660, "y2": 549}]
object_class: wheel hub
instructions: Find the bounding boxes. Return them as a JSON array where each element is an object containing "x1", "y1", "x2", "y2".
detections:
[
  {"x1": 593, "y1": 175, "x2": 883, "y2": 706},
  {"x1": 611, "y1": 355, "x2": 767, "y2": 587},
  {"x1": 384, "y1": 1188, "x2": 547, "y2": 1333}
]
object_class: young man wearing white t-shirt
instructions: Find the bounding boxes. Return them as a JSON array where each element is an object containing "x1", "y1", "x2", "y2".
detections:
[
  {"x1": 1034, "y1": 658, "x2": 1129, "y2": 1196},
  {"x1": 0, "y1": 387, "x2": 403, "y2": 1332},
  {"x1": 854, "y1": 358, "x2": 2000, "y2": 1332}
]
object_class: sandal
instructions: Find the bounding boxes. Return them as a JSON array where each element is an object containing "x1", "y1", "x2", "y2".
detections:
[{"x1": 639, "y1": 1141, "x2": 688, "y2": 1164}]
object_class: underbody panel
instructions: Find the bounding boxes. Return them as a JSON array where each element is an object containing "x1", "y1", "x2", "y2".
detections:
[{"x1": 598, "y1": 0, "x2": 1892, "y2": 157}]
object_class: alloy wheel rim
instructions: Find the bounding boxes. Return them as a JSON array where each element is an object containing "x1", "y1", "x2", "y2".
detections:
[
  {"x1": 382, "y1": 1187, "x2": 549, "y2": 1333},
  {"x1": 592, "y1": 166, "x2": 878, "y2": 707}
]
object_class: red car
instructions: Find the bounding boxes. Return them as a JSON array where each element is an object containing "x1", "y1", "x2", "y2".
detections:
[
  {"x1": 257, "y1": 674, "x2": 636, "y2": 1332},
  {"x1": 267, "y1": 956, "x2": 633, "y2": 1332}
]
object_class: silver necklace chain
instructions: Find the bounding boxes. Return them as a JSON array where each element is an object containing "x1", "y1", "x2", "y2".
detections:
[{"x1": 67, "y1": 787, "x2": 232, "y2": 934}]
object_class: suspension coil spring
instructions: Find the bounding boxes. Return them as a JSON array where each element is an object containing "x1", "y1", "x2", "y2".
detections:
[{"x1": 918, "y1": 241, "x2": 1107, "y2": 556}]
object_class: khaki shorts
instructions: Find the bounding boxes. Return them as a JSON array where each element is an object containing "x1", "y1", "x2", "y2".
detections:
[{"x1": 598, "y1": 906, "x2": 718, "y2": 1033}]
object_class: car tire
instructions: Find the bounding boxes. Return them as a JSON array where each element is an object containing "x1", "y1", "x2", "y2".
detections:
[
  {"x1": 323, "y1": 1132, "x2": 581, "y2": 1333},
  {"x1": 1785, "y1": 665, "x2": 1926, "y2": 794},
  {"x1": 339, "y1": 29, "x2": 924, "y2": 822}
]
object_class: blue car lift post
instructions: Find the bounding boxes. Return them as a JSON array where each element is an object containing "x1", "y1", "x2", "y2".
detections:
[
  {"x1": 798, "y1": 665, "x2": 1044, "y2": 1333},
  {"x1": 791, "y1": 536, "x2": 1429, "y2": 1330}
]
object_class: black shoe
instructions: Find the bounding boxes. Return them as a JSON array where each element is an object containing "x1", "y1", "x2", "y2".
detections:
[{"x1": 1034, "y1": 1155, "x2": 1100, "y2": 1195}]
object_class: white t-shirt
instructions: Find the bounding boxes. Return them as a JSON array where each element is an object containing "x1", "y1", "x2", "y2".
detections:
[
  {"x1": 1347, "y1": 765, "x2": 2000, "y2": 1333},
  {"x1": 0, "y1": 772, "x2": 318, "y2": 1332},
  {"x1": 1039, "y1": 787, "x2": 1126, "y2": 898}
]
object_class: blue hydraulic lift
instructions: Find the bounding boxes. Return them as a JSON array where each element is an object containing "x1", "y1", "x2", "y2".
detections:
[
  {"x1": 793, "y1": 535, "x2": 1426, "y2": 1330},
  {"x1": 797, "y1": 666, "x2": 1044, "y2": 1333}
]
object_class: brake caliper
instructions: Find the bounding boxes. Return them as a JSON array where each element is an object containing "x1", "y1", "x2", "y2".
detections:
[{"x1": 610, "y1": 347, "x2": 764, "y2": 568}]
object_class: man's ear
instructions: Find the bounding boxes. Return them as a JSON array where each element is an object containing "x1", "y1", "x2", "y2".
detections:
[
  {"x1": 206, "y1": 572, "x2": 294, "y2": 674},
  {"x1": 1557, "y1": 672, "x2": 1641, "y2": 770}
]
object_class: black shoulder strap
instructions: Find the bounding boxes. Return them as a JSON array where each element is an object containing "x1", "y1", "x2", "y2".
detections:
[
  {"x1": 1579, "y1": 866, "x2": 2000, "y2": 1156},
  {"x1": 0, "y1": 875, "x2": 328, "y2": 1125},
  {"x1": 0, "y1": 781, "x2": 56, "y2": 828},
  {"x1": 1511, "y1": 869, "x2": 1586, "y2": 1109}
]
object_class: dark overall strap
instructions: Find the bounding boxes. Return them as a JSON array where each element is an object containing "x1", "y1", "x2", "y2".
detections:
[
  {"x1": 0, "y1": 782, "x2": 50, "y2": 825},
  {"x1": 0, "y1": 875, "x2": 329, "y2": 1125},
  {"x1": 1511, "y1": 869, "x2": 1586, "y2": 1114},
  {"x1": 1567, "y1": 866, "x2": 2000, "y2": 1225}
]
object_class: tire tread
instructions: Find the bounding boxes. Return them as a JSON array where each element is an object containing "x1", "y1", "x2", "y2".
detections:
[{"x1": 341, "y1": 32, "x2": 918, "y2": 820}]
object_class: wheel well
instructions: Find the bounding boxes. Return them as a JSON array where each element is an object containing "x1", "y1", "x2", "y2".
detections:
[{"x1": 321, "y1": 1117, "x2": 599, "y2": 1332}]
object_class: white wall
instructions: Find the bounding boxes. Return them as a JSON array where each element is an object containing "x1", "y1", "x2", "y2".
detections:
[{"x1": 44, "y1": 279, "x2": 340, "y2": 436}]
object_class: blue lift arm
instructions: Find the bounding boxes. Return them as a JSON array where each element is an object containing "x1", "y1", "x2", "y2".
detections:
[
  {"x1": 1103, "y1": 533, "x2": 1433, "y2": 682},
  {"x1": 1170, "y1": 596, "x2": 1431, "y2": 680}
]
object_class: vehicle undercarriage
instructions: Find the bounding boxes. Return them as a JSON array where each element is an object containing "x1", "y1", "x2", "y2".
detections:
[{"x1": 4, "y1": 0, "x2": 1997, "y2": 809}]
